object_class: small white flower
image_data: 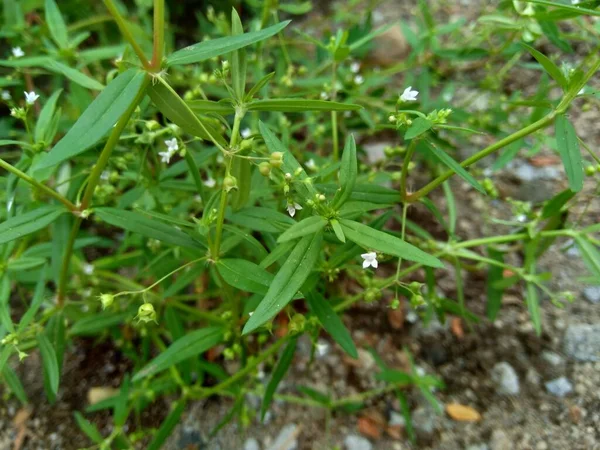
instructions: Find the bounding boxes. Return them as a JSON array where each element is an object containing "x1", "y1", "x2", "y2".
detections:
[
  {"x1": 159, "y1": 149, "x2": 175, "y2": 164},
  {"x1": 516, "y1": 214, "x2": 527, "y2": 223},
  {"x1": 350, "y1": 62, "x2": 361, "y2": 73},
  {"x1": 287, "y1": 202, "x2": 302, "y2": 217},
  {"x1": 320, "y1": 91, "x2": 329, "y2": 100},
  {"x1": 24, "y1": 91, "x2": 39, "y2": 105},
  {"x1": 83, "y1": 264, "x2": 94, "y2": 275},
  {"x1": 315, "y1": 340, "x2": 329, "y2": 357},
  {"x1": 361, "y1": 252, "x2": 378, "y2": 269},
  {"x1": 572, "y1": 0, "x2": 581, "y2": 4},
  {"x1": 12, "y1": 47, "x2": 24, "y2": 58},
  {"x1": 165, "y1": 138, "x2": 179, "y2": 152},
  {"x1": 578, "y1": 88, "x2": 585, "y2": 95},
  {"x1": 248, "y1": 311, "x2": 254, "y2": 317},
  {"x1": 399, "y1": 86, "x2": 419, "y2": 102},
  {"x1": 10, "y1": 108, "x2": 18, "y2": 117},
  {"x1": 100, "y1": 171, "x2": 110, "y2": 180},
  {"x1": 241, "y1": 128, "x2": 251, "y2": 138},
  {"x1": 354, "y1": 75, "x2": 364, "y2": 85},
  {"x1": 305, "y1": 159, "x2": 316, "y2": 170},
  {"x1": 204, "y1": 177, "x2": 216, "y2": 188},
  {"x1": 1, "y1": 91, "x2": 11, "y2": 101}
]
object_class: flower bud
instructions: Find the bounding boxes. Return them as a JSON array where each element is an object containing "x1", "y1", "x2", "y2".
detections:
[
  {"x1": 137, "y1": 303, "x2": 157, "y2": 323},
  {"x1": 585, "y1": 165, "x2": 596, "y2": 176},
  {"x1": 288, "y1": 314, "x2": 306, "y2": 333},
  {"x1": 223, "y1": 175, "x2": 238, "y2": 192},
  {"x1": 259, "y1": 162, "x2": 271, "y2": 176},
  {"x1": 270, "y1": 152, "x2": 284, "y2": 168},
  {"x1": 99, "y1": 293, "x2": 114, "y2": 309},
  {"x1": 240, "y1": 138, "x2": 253, "y2": 152}
]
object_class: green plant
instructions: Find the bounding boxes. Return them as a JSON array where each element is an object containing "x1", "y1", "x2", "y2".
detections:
[{"x1": 1, "y1": 0, "x2": 599, "y2": 447}]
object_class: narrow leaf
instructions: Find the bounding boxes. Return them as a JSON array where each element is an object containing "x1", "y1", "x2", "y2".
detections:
[
  {"x1": 0, "y1": 206, "x2": 66, "y2": 244},
  {"x1": 133, "y1": 327, "x2": 224, "y2": 381},
  {"x1": 521, "y1": 43, "x2": 568, "y2": 89},
  {"x1": 555, "y1": 114, "x2": 583, "y2": 192},
  {"x1": 426, "y1": 140, "x2": 486, "y2": 194},
  {"x1": 35, "y1": 89, "x2": 62, "y2": 143},
  {"x1": 217, "y1": 259, "x2": 273, "y2": 294},
  {"x1": 43, "y1": 60, "x2": 104, "y2": 90},
  {"x1": 405, "y1": 117, "x2": 433, "y2": 140},
  {"x1": 261, "y1": 337, "x2": 297, "y2": 420},
  {"x1": 167, "y1": 21, "x2": 291, "y2": 66},
  {"x1": 277, "y1": 216, "x2": 327, "y2": 243},
  {"x1": 248, "y1": 99, "x2": 361, "y2": 112},
  {"x1": 37, "y1": 333, "x2": 60, "y2": 396},
  {"x1": 306, "y1": 292, "x2": 357, "y2": 358},
  {"x1": 332, "y1": 134, "x2": 357, "y2": 208},
  {"x1": 74, "y1": 412, "x2": 103, "y2": 444},
  {"x1": 339, "y1": 219, "x2": 443, "y2": 268},
  {"x1": 486, "y1": 248, "x2": 504, "y2": 321},
  {"x1": 35, "y1": 69, "x2": 147, "y2": 170},
  {"x1": 147, "y1": 401, "x2": 186, "y2": 450},
  {"x1": 45, "y1": 0, "x2": 69, "y2": 48},
  {"x1": 243, "y1": 232, "x2": 322, "y2": 334}
]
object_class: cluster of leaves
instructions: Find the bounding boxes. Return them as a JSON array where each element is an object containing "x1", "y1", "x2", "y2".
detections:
[{"x1": 0, "y1": 0, "x2": 600, "y2": 447}]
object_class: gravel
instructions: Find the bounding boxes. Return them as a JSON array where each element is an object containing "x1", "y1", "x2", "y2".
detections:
[
  {"x1": 545, "y1": 377, "x2": 574, "y2": 397},
  {"x1": 563, "y1": 324, "x2": 600, "y2": 362},
  {"x1": 244, "y1": 438, "x2": 261, "y2": 450},
  {"x1": 344, "y1": 435, "x2": 373, "y2": 450},
  {"x1": 491, "y1": 362, "x2": 520, "y2": 395},
  {"x1": 266, "y1": 424, "x2": 299, "y2": 450},
  {"x1": 583, "y1": 286, "x2": 600, "y2": 304}
]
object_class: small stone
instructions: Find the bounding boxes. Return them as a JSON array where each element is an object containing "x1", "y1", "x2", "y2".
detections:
[
  {"x1": 490, "y1": 430, "x2": 512, "y2": 450},
  {"x1": 344, "y1": 435, "x2": 373, "y2": 450},
  {"x1": 266, "y1": 424, "x2": 299, "y2": 450},
  {"x1": 491, "y1": 362, "x2": 520, "y2": 395},
  {"x1": 536, "y1": 442, "x2": 548, "y2": 450},
  {"x1": 467, "y1": 445, "x2": 489, "y2": 450},
  {"x1": 244, "y1": 438, "x2": 261, "y2": 450},
  {"x1": 545, "y1": 377, "x2": 573, "y2": 397},
  {"x1": 363, "y1": 142, "x2": 392, "y2": 164},
  {"x1": 541, "y1": 351, "x2": 563, "y2": 366},
  {"x1": 564, "y1": 324, "x2": 600, "y2": 362},
  {"x1": 583, "y1": 286, "x2": 600, "y2": 304},
  {"x1": 526, "y1": 368, "x2": 541, "y2": 385},
  {"x1": 389, "y1": 411, "x2": 405, "y2": 427},
  {"x1": 412, "y1": 407, "x2": 436, "y2": 438}
]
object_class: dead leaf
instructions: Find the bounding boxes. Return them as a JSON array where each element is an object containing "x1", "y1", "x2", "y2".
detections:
[
  {"x1": 446, "y1": 403, "x2": 481, "y2": 422},
  {"x1": 358, "y1": 416, "x2": 382, "y2": 440},
  {"x1": 87, "y1": 386, "x2": 119, "y2": 406},
  {"x1": 13, "y1": 407, "x2": 32, "y2": 450},
  {"x1": 451, "y1": 317, "x2": 464, "y2": 339},
  {"x1": 386, "y1": 425, "x2": 403, "y2": 440},
  {"x1": 530, "y1": 155, "x2": 560, "y2": 167}
]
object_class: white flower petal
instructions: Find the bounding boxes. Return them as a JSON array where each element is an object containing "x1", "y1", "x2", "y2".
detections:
[{"x1": 287, "y1": 205, "x2": 296, "y2": 217}]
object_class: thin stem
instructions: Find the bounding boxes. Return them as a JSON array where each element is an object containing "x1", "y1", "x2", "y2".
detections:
[
  {"x1": 331, "y1": 62, "x2": 339, "y2": 161},
  {"x1": 0, "y1": 158, "x2": 77, "y2": 211},
  {"x1": 151, "y1": 0, "x2": 165, "y2": 70},
  {"x1": 399, "y1": 138, "x2": 418, "y2": 200},
  {"x1": 57, "y1": 216, "x2": 83, "y2": 305},
  {"x1": 184, "y1": 150, "x2": 207, "y2": 201},
  {"x1": 103, "y1": 0, "x2": 150, "y2": 69}
]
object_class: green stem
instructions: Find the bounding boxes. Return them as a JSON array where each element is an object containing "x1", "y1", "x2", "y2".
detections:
[
  {"x1": 103, "y1": 0, "x2": 150, "y2": 69},
  {"x1": 331, "y1": 62, "x2": 339, "y2": 161},
  {"x1": 184, "y1": 150, "x2": 206, "y2": 201},
  {"x1": 399, "y1": 138, "x2": 418, "y2": 200},
  {"x1": 0, "y1": 158, "x2": 77, "y2": 211},
  {"x1": 57, "y1": 76, "x2": 149, "y2": 305},
  {"x1": 151, "y1": 0, "x2": 165, "y2": 70}
]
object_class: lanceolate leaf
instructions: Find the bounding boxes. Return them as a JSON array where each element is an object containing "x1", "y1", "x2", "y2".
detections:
[
  {"x1": 217, "y1": 259, "x2": 273, "y2": 294},
  {"x1": 332, "y1": 134, "x2": 357, "y2": 208},
  {"x1": 575, "y1": 235, "x2": 600, "y2": 278},
  {"x1": 338, "y1": 219, "x2": 443, "y2": 268},
  {"x1": 188, "y1": 100, "x2": 236, "y2": 115},
  {"x1": 43, "y1": 60, "x2": 105, "y2": 90},
  {"x1": 35, "y1": 89, "x2": 62, "y2": 143},
  {"x1": 45, "y1": 0, "x2": 69, "y2": 49},
  {"x1": 0, "y1": 205, "x2": 67, "y2": 244},
  {"x1": 277, "y1": 216, "x2": 327, "y2": 243},
  {"x1": 133, "y1": 327, "x2": 224, "y2": 380},
  {"x1": 555, "y1": 114, "x2": 583, "y2": 192},
  {"x1": 261, "y1": 337, "x2": 297, "y2": 420},
  {"x1": 95, "y1": 208, "x2": 204, "y2": 249},
  {"x1": 35, "y1": 69, "x2": 148, "y2": 170},
  {"x1": 306, "y1": 292, "x2": 357, "y2": 358},
  {"x1": 167, "y1": 20, "x2": 291, "y2": 66},
  {"x1": 37, "y1": 333, "x2": 60, "y2": 396},
  {"x1": 243, "y1": 232, "x2": 323, "y2": 334},
  {"x1": 148, "y1": 78, "x2": 227, "y2": 147},
  {"x1": 521, "y1": 43, "x2": 568, "y2": 89},
  {"x1": 405, "y1": 117, "x2": 433, "y2": 140},
  {"x1": 147, "y1": 401, "x2": 186, "y2": 450},
  {"x1": 247, "y1": 99, "x2": 361, "y2": 112},
  {"x1": 425, "y1": 140, "x2": 486, "y2": 194}
]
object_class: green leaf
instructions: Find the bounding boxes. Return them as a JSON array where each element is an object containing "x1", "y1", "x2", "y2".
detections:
[
  {"x1": 7, "y1": 256, "x2": 46, "y2": 271},
  {"x1": 188, "y1": 99, "x2": 236, "y2": 115},
  {"x1": 376, "y1": 369, "x2": 413, "y2": 385},
  {"x1": 259, "y1": 241, "x2": 296, "y2": 269},
  {"x1": 246, "y1": 72, "x2": 275, "y2": 100},
  {"x1": 405, "y1": 117, "x2": 433, "y2": 140},
  {"x1": 35, "y1": 69, "x2": 147, "y2": 170},
  {"x1": 230, "y1": 8, "x2": 247, "y2": 100},
  {"x1": 229, "y1": 206, "x2": 295, "y2": 233},
  {"x1": 521, "y1": 43, "x2": 568, "y2": 89},
  {"x1": 261, "y1": 337, "x2": 297, "y2": 420},
  {"x1": 279, "y1": 2, "x2": 312, "y2": 14},
  {"x1": 318, "y1": 183, "x2": 400, "y2": 204},
  {"x1": 70, "y1": 311, "x2": 129, "y2": 336},
  {"x1": 37, "y1": 333, "x2": 60, "y2": 396},
  {"x1": 217, "y1": 259, "x2": 273, "y2": 294},
  {"x1": 133, "y1": 327, "x2": 224, "y2": 381},
  {"x1": 35, "y1": 89, "x2": 62, "y2": 143},
  {"x1": 526, "y1": 282, "x2": 542, "y2": 336},
  {"x1": 45, "y1": 0, "x2": 69, "y2": 49},
  {"x1": 147, "y1": 401, "x2": 186, "y2": 450},
  {"x1": 522, "y1": 0, "x2": 600, "y2": 17},
  {"x1": 575, "y1": 236, "x2": 600, "y2": 278},
  {"x1": 555, "y1": 114, "x2": 583, "y2": 192},
  {"x1": 0, "y1": 276, "x2": 13, "y2": 333},
  {"x1": 2, "y1": 366, "x2": 28, "y2": 404},
  {"x1": 43, "y1": 60, "x2": 104, "y2": 90},
  {"x1": 541, "y1": 189, "x2": 575, "y2": 219},
  {"x1": 338, "y1": 219, "x2": 443, "y2": 268},
  {"x1": 18, "y1": 265, "x2": 47, "y2": 332},
  {"x1": 277, "y1": 216, "x2": 327, "y2": 243},
  {"x1": 332, "y1": 134, "x2": 357, "y2": 209},
  {"x1": 0, "y1": 205, "x2": 66, "y2": 244},
  {"x1": 167, "y1": 20, "x2": 291, "y2": 66},
  {"x1": 148, "y1": 77, "x2": 227, "y2": 147},
  {"x1": 74, "y1": 412, "x2": 103, "y2": 444},
  {"x1": 486, "y1": 248, "x2": 505, "y2": 321},
  {"x1": 243, "y1": 232, "x2": 323, "y2": 334},
  {"x1": 330, "y1": 219, "x2": 346, "y2": 243},
  {"x1": 95, "y1": 208, "x2": 204, "y2": 249},
  {"x1": 306, "y1": 292, "x2": 357, "y2": 358},
  {"x1": 247, "y1": 99, "x2": 361, "y2": 112},
  {"x1": 425, "y1": 140, "x2": 486, "y2": 194},
  {"x1": 163, "y1": 263, "x2": 205, "y2": 298},
  {"x1": 230, "y1": 158, "x2": 251, "y2": 211}
]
